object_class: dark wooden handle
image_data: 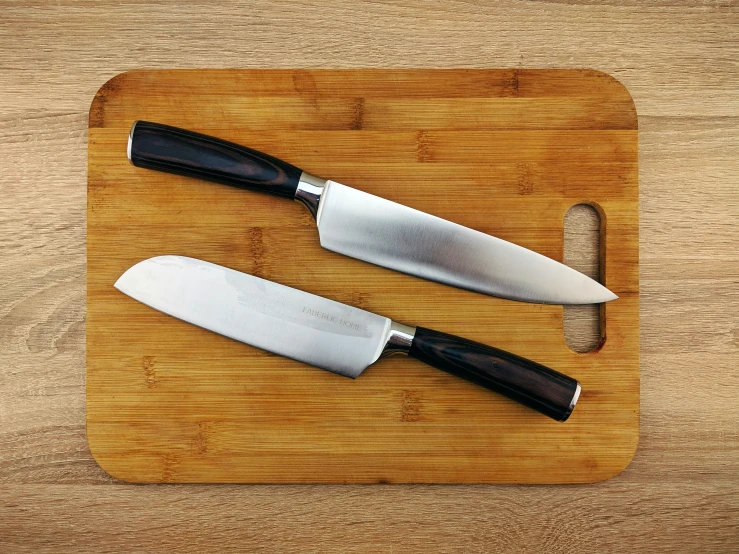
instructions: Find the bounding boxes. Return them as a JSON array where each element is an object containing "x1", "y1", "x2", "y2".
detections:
[
  {"x1": 409, "y1": 327, "x2": 580, "y2": 421},
  {"x1": 128, "y1": 121, "x2": 303, "y2": 198}
]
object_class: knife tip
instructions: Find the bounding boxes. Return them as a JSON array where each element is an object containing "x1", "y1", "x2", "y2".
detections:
[
  {"x1": 589, "y1": 289, "x2": 618, "y2": 304},
  {"x1": 560, "y1": 281, "x2": 618, "y2": 305},
  {"x1": 602, "y1": 289, "x2": 619, "y2": 303}
]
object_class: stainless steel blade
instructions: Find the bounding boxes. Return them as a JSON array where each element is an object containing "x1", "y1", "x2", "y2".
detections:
[
  {"x1": 114, "y1": 255, "x2": 392, "y2": 378},
  {"x1": 315, "y1": 181, "x2": 617, "y2": 304}
]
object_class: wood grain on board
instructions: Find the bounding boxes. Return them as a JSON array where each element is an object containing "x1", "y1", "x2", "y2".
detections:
[
  {"x1": 86, "y1": 69, "x2": 638, "y2": 484},
  {"x1": 1, "y1": 0, "x2": 737, "y2": 551}
]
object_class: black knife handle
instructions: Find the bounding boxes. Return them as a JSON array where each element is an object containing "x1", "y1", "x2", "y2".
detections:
[
  {"x1": 128, "y1": 121, "x2": 304, "y2": 198},
  {"x1": 409, "y1": 327, "x2": 581, "y2": 421}
]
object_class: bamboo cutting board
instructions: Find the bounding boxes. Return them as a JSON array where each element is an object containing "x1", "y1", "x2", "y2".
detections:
[{"x1": 87, "y1": 69, "x2": 638, "y2": 484}]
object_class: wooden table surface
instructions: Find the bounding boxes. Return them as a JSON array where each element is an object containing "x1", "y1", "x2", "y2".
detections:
[{"x1": 0, "y1": 1, "x2": 737, "y2": 552}]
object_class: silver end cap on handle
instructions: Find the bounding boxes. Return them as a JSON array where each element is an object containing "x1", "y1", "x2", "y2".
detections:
[
  {"x1": 560, "y1": 382, "x2": 582, "y2": 421},
  {"x1": 127, "y1": 120, "x2": 139, "y2": 164}
]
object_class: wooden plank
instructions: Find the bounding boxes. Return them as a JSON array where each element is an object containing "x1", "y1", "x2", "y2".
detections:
[
  {"x1": 86, "y1": 69, "x2": 639, "y2": 483},
  {"x1": 1, "y1": 483, "x2": 737, "y2": 553}
]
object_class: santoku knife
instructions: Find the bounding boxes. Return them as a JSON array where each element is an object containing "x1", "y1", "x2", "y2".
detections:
[
  {"x1": 127, "y1": 121, "x2": 617, "y2": 305},
  {"x1": 115, "y1": 255, "x2": 581, "y2": 421}
]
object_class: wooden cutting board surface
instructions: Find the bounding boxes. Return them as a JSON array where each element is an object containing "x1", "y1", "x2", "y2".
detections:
[{"x1": 86, "y1": 69, "x2": 638, "y2": 484}]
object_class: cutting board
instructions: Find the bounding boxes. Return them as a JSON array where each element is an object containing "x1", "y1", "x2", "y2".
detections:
[{"x1": 87, "y1": 69, "x2": 639, "y2": 484}]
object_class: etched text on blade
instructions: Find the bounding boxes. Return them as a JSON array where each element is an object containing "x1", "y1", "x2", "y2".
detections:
[{"x1": 114, "y1": 256, "x2": 390, "y2": 378}]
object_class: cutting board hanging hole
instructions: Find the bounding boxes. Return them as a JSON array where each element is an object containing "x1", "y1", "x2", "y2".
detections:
[{"x1": 564, "y1": 204, "x2": 603, "y2": 353}]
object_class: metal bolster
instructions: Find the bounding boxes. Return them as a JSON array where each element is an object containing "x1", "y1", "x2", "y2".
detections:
[
  {"x1": 294, "y1": 172, "x2": 327, "y2": 219},
  {"x1": 380, "y1": 321, "x2": 416, "y2": 358}
]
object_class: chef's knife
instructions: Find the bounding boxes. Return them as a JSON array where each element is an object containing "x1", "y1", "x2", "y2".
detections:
[
  {"x1": 127, "y1": 121, "x2": 617, "y2": 305},
  {"x1": 115, "y1": 255, "x2": 581, "y2": 421}
]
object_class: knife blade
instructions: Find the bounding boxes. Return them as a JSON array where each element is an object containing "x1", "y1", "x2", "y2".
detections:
[
  {"x1": 127, "y1": 121, "x2": 617, "y2": 305},
  {"x1": 115, "y1": 255, "x2": 581, "y2": 421}
]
